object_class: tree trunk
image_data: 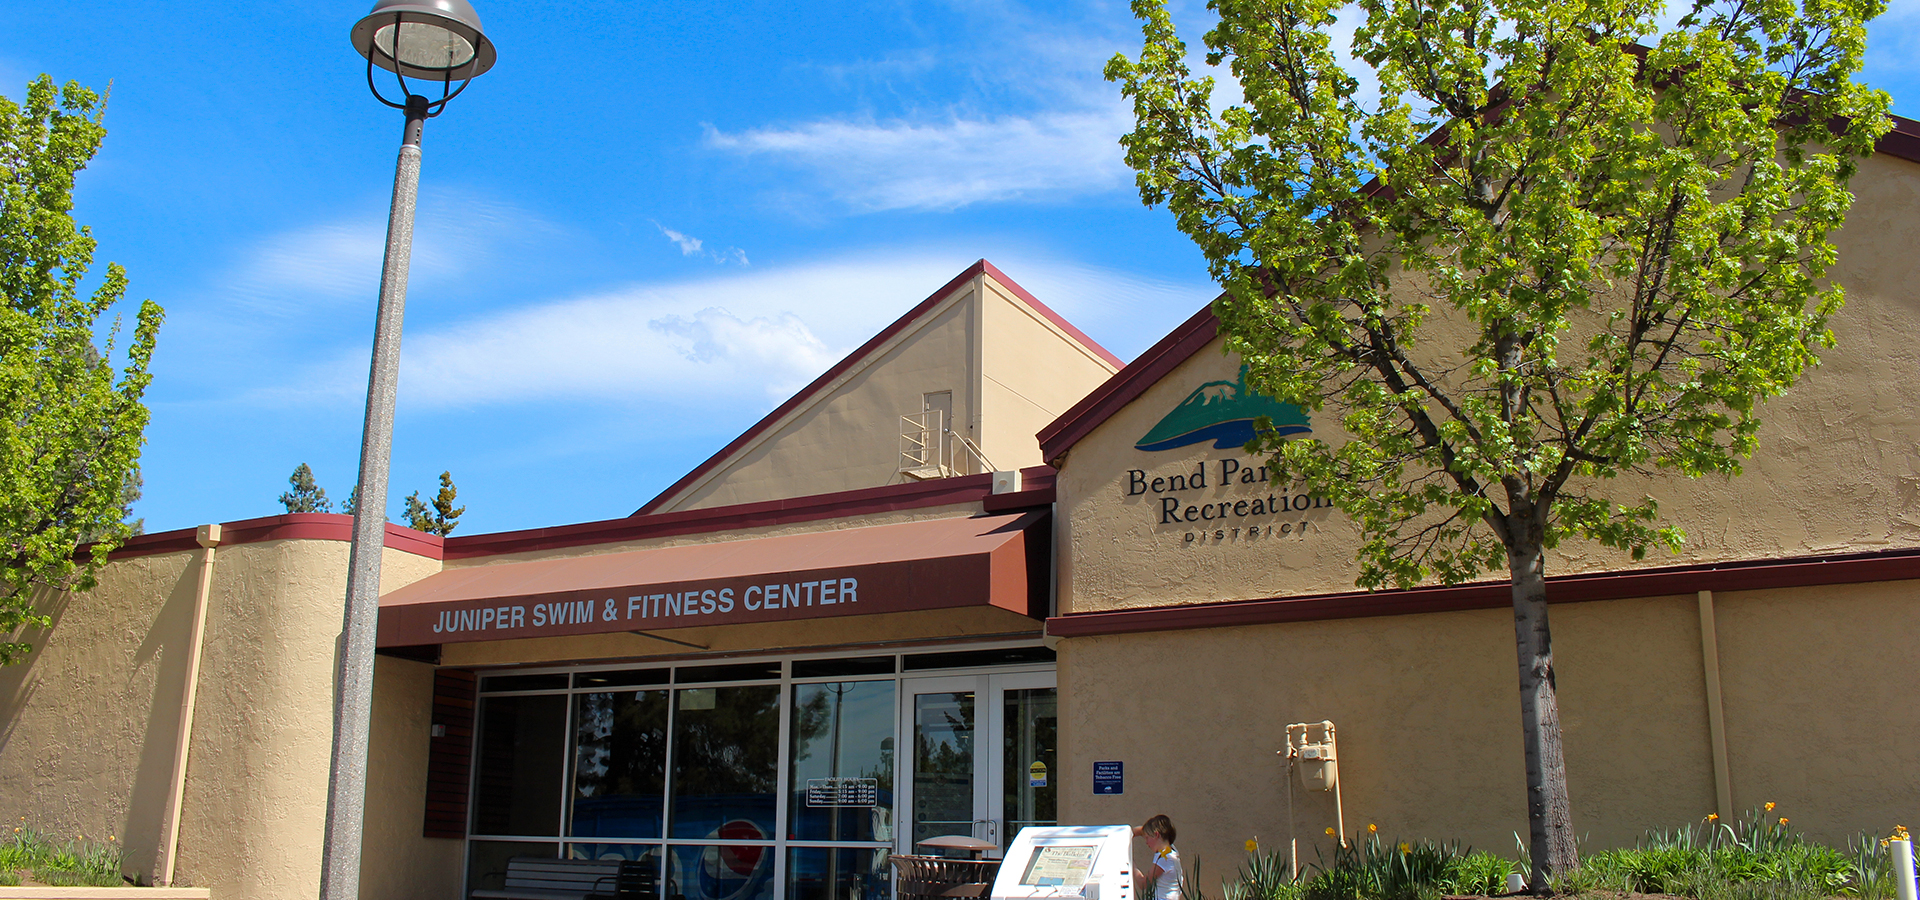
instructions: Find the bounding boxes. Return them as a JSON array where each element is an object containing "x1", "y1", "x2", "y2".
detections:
[{"x1": 1510, "y1": 534, "x2": 1577, "y2": 890}]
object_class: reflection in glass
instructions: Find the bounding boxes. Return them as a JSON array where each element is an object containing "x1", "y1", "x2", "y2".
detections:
[
  {"x1": 574, "y1": 690, "x2": 669, "y2": 838},
  {"x1": 667, "y1": 842, "x2": 776, "y2": 900},
  {"x1": 1003, "y1": 689, "x2": 1058, "y2": 844},
  {"x1": 912, "y1": 691, "x2": 976, "y2": 846},
  {"x1": 786, "y1": 847, "x2": 890, "y2": 900},
  {"x1": 671, "y1": 684, "x2": 781, "y2": 838},
  {"x1": 466, "y1": 840, "x2": 557, "y2": 895},
  {"x1": 789, "y1": 681, "x2": 896, "y2": 842},
  {"x1": 568, "y1": 843, "x2": 664, "y2": 899},
  {"x1": 472, "y1": 694, "x2": 568, "y2": 836}
]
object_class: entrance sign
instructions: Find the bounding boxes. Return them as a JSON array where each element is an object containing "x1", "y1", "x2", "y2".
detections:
[
  {"x1": 376, "y1": 511, "x2": 1044, "y2": 646},
  {"x1": 1091, "y1": 761, "x2": 1123, "y2": 795},
  {"x1": 992, "y1": 825, "x2": 1135, "y2": 900}
]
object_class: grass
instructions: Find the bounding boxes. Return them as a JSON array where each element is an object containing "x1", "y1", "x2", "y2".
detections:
[
  {"x1": 0, "y1": 824, "x2": 124, "y2": 887},
  {"x1": 1203, "y1": 806, "x2": 1914, "y2": 900}
]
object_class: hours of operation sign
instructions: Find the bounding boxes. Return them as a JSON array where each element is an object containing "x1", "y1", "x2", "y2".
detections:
[{"x1": 805, "y1": 777, "x2": 879, "y2": 807}]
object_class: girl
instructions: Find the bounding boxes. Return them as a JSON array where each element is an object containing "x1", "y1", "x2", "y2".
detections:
[{"x1": 1132, "y1": 815, "x2": 1181, "y2": 900}]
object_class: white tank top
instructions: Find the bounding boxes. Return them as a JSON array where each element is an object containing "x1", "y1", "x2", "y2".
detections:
[{"x1": 1152, "y1": 847, "x2": 1182, "y2": 900}]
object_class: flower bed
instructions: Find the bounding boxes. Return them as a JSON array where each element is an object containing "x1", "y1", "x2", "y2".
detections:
[{"x1": 1187, "y1": 806, "x2": 1916, "y2": 900}]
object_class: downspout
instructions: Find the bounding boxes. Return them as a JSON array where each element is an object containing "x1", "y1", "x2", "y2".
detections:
[
  {"x1": 156, "y1": 523, "x2": 221, "y2": 887},
  {"x1": 1696, "y1": 590, "x2": 1733, "y2": 822}
]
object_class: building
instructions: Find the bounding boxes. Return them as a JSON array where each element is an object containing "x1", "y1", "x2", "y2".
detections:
[{"x1": 3, "y1": 122, "x2": 1919, "y2": 898}]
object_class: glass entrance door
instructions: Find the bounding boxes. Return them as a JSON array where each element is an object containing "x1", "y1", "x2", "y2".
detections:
[{"x1": 900, "y1": 672, "x2": 1058, "y2": 858}]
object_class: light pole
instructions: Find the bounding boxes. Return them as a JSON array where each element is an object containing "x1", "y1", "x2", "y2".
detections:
[{"x1": 323, "y1": 3, "x2": 494, "y2": 899}]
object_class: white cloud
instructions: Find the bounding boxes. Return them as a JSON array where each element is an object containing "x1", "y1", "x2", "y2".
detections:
[
  {"x1": 216, "y1": 190, "x2": 555, "y2": 315},
  {"x1": 653, "y1": 222, "x2": 750, "y2": 266},
  {"x1": 705, "y1": 108, "x2": 1133, "y2": 212},
  {"x1": 657, "y1": 224, "x2": 703, "y2": 255},
  {"x1": 244, "y1": 250, "x2": 1217, "y2": 411}
]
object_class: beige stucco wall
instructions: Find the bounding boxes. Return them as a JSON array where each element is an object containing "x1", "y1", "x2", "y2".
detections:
[
  {"x1": 978, "y1": 278, "x2": 1121, "y2": 475},
  {"x1": 1057, "y1": 149, "x2": 1920, "y2": 613},
  {"x1": 361, "y1": 655, "x2": 464, "y2": 900},
  {"x1": 656, "y1": 271, "x2": 1117, "y2": 513},
  {"x1": 1057, "y1": 581, "x2": 1920, "y2": 877},
  {"x1": 0, "y1": 532, "x2": 441, "y2": 897},
  {"x1": 657, "y1": 278, "x2": 981, "y2": 512}
]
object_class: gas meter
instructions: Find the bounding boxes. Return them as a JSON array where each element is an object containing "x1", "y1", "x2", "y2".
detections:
[
  {"x1": 1290, "y1": 717, "x2": 1336, "y2": 790},
  {"x1": 1287, "y1": 721, "x2": 1338, "y2": 791}
]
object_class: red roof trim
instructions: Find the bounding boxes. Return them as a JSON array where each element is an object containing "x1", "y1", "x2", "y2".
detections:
[
  {"x1": 1037, "y1": 304, "x2": 1219, "y2": 463},
  {"x1": 1875, "y1": 112, "x2": 1920, "y2": 162},
  {"x1": 444, "y1": 465, "x2": 1057, "y2": 561},
  {"x1": 635, "y1": 260, "x2": 1117, "y2": 515},
  {"x1": 1045, "y1": 547, "x2": 1920, "y2": 637},
  {"x1": 103, "y1": 513, "x2": 445, "y2": 562}
]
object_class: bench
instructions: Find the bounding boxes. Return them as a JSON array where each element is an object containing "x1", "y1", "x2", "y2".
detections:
[{"x1": 470, "y1": 856, "x2": 655, "y2": 900}]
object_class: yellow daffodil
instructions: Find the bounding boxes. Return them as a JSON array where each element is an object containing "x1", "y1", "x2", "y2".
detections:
[
  {"x1": 1399, "y1": 843, "x2": 1410, "y2": 854},
  {"x1": 1707, "y1": 814, "x2": 1719, "y2": 821},
  {"x1": 1893, "y1": 826, "x2": 1912, "y2": 843},
  {"x1": 1368, "y1": 824, "x2": 1378, "y2": 834},
  {"x1": 1765, "y1": 802, "x2": 1776, "y2": 811},
  {"x1": 1779, "y1": 818, "x2": 1789, "y2": 826},
  {"x1": 1246, "y1": 839, "x2": 1260, "y2": 854},
  {"x1": 1326, "y1": 828, "x2": 1336, "y2": 837}
]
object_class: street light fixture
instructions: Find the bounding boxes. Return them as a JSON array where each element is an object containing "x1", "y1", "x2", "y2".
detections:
[{"x1": 322, "y1": 3, "x2": 494, "y2": 899}]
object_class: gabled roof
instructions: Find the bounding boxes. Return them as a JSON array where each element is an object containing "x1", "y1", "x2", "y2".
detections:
[{"x1": 636, "y1": 259, "x2": 1119, "y2": 515}]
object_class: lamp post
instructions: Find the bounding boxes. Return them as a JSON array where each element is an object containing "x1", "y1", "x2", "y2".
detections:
[{"x1": 323, "y1": 3, "x2": 495, "y2": 899}]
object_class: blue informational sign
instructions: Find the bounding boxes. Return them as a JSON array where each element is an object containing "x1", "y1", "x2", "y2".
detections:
[{"x1": 1092, "y1": 761, "x2": 1124, "y2": 795}]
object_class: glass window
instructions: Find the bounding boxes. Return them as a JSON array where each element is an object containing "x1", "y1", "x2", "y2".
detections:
[
  {"x1": 670, "y1": 684, "x2": 781, "y2": 839},
  {"x1": 1003, "y1": 688, "x2": 1058, "y2": 839},
  {"x1": 786, "y1": 847, "x2": 890, "y2": 900},
  {"x1": 578, "y1": 668, "x2": 671, "y2": 689},
  {"x1": 573, "y1": 690, "x2": 669, "y2": 838},
  {"x1": 910, "y1": 691, "x2": 976, "y2": 847},
  {"x1": 466, "y1": 840, "x2": 557, "y2": 895},
  {"x1": 903, "y1": 648, "x2": 1054, "y2": 671},
  {"x1": 568, "y1": 842, "x2": 664, "y2": 899},
  {"x1": 792, "y1": 657, "x2": 894, "y2": 679},
  {"x1": 678, "y1": 661, "x2": 782, "y2": 683},
  {"x1": 788, "y1": 681, "x2": 895, "y2": 842},
  {"x1": 668, "y1": 842, "x2": 776, "y2": 900},
  {"x1": 472, "y1": 694, "x2": 568, "y2": 836},
  {"x1": 480, "y1": 672, "x2": 570, "y2": 692}
]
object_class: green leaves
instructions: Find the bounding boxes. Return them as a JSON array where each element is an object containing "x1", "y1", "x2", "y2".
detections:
[
  {"x1": 404, "y1": 471, "x2": 465, "y2": 537},
  {"x1": 0, "y1": 76, "x2": 163, "y2": 664},
  {"x1": 1109, "y1": 0, "x2": 1888, "y2": 590}
]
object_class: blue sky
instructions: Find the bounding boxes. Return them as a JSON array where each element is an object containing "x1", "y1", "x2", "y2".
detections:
[{"x1": 6, "y1": 0, "x2": 1920, "y2": 537}]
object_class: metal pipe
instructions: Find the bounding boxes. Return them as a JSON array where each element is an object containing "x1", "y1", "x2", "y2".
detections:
[
  {"x1": 320, "y1": 92, "x2": 428, "y2": 900},
  {"x1": 1894, "y1": 839, "x2": 1916, "y2": 900},
  {"x1": 155, "y1": 523, "x2": 222, "y2": 887},
  {"x1": 1696, "y1": 590, "x2": 1733, "y2": 822}
]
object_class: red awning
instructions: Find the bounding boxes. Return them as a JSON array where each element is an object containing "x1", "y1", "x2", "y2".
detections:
[{"x1": 377, "y1": 511, "x2": 1043, "y2": 646}]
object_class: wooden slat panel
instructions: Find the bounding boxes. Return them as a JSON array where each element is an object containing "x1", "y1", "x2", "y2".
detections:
[{"x1": 423, "y1": 667, "x2": 476, "y2": 839}]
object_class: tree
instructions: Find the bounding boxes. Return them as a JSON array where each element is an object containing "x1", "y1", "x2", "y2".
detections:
[
  {"x1": 0, "y1": 75, "x2": 164, "y2": 664},
  {"x1": 1107, "y1": 0, "x2": 1888, "y2": 882},
  {"x1": 404, "y1": 471, "x2": 465, "y2": 536},
  {"x1": 279, "y1": 462, "x2": 332, "y2": 513}
]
